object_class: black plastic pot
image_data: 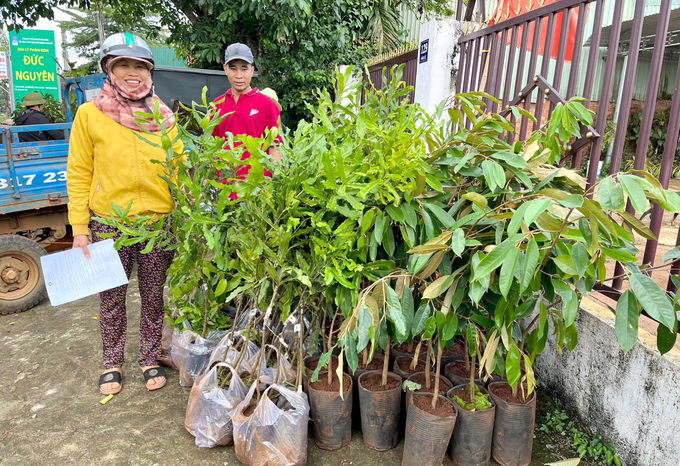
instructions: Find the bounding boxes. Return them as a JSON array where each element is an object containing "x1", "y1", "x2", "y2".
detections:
[
  {"x1": 350, "y1": 353, "x2": 385, "y2": 430},
  {"x1": 447, "y1": 384, "x2": 495, "y2": 466},
  {"x1": 444, "y1": 360, "x2": 483, "y2": 388},
  {"x1": 308, "y1": 371, "x2": 353, "y2": 451},
  {"x1": 488, "y1": 382, "x2": 536, "y2": 466},
  {"x1": 185, "y1": 343, "x2": 214, "y2": 381},
  {"x1": 357, "y1": 370, "x2": 402, "y2": 451},
  {"x1": 402, "y1": 393, "x2": 457, "y2": 466}
]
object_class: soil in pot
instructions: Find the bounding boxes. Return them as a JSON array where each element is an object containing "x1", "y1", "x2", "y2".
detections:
[
  {"x1": 440, "y1": 339, "x2": 465, "y2": 366},
  {"x1": 308, "y1": 371, "x2": 353, "y2": 451},
  {"x1": 406, "y1": 372, "x2": 453, "y2": 405},
  {"x1": 402, "y1": 394, "x2": 457, "y2": 466},
  {"x1": 393, "y1": 356, "x2": 428, "y2": 380},
  {"x1": 445, "y1": 360, "x2": 483, "y2": 387},
  {"x1": 448, "y1": 384, "x2": 495, "y2": 466},
  {"x1": 488, "y1": 382, "x2": 536, "y2": 466},
  {"x1": 303, "y1": 355, "x2": 340, "y2": 392},
  {"x1": 357, "y1": 371, "x2": 402, "y2": 451}
]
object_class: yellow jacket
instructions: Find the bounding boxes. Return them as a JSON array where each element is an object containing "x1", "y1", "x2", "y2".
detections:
[{"x1": 67, "y1": 102, "x2": 184, "y2": 236}]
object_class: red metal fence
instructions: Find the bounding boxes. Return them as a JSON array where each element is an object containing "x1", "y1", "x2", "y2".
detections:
[
  {"x1": 365, "y1": 49, "x2": 419, "y2": 103},
  {"x1": 455, "y1": 0, "x2": 680, "y2": 306}
]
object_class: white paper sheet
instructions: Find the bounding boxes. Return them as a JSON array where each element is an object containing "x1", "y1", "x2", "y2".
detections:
[{"x1": 40, "y1": 239, "x2": 129, "y2": 306}]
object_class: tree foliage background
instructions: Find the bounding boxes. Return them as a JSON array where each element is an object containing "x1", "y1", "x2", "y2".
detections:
[{"x1": 1, "y1": 0, "x2": 454, "y2": 126}]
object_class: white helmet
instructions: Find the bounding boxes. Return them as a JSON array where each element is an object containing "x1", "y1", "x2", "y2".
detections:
[{"x1": 100, "y1": 33, "x2": 154, "y2": 72}]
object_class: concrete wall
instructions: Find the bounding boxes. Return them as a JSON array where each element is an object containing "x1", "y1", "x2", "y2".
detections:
[
  {"x1": 534, "y1": 298, "x2": 680, "y2": 466},
  {"x1": 414, "y1": 18, "x2": 470, "y2": 115}
]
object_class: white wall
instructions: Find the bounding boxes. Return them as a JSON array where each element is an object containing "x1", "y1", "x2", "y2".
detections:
[
  {"x1": 414, "y1": 18, "x2": 469, "y2": 115},
  {"x1": 534, "y1": 299, "x2": 680, "y2": 466}
]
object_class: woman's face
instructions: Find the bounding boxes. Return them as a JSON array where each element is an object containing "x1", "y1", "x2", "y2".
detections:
[{"x1": 111, "y1": 58, "x2": 150, "y2": 91}]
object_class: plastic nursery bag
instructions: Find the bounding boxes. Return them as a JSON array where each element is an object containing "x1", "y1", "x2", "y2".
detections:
[
  {"x1": 245, "y1": 344, "x2": 297, "y2": 386},
  {"x1": 232, "y1": 383, "x2": 310, "y2": 466},
  {"x1": 159, "y1": 321, "x2": 178, "y2": 368},
  {"x1": 171, "y1": 331, "x2": 219, "y2": 387},
  {"x1": 207, "y1": 333, "x2": 260, "y2": 370},
  {"x1": 185, "y1": 363, "x2": 248, "y2": 448}
]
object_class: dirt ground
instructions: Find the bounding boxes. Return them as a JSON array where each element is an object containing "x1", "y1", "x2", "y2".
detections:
[{"x1": 0, "y1": 272, "x2": 595, "y2": 466}]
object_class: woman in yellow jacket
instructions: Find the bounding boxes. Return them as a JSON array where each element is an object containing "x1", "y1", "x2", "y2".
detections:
[{"x1": 67, "y1": 33, "x2": 183, "y2": 395}]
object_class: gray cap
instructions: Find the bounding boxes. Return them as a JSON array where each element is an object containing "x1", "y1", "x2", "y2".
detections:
[{"x1": 224, "y1": 43, "x2": 254, "y2": 65}]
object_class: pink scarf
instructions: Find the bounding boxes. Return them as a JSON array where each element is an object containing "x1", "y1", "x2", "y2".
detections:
[{"x1": 93, "y1": 73, "x2": 175, "y2": 132}]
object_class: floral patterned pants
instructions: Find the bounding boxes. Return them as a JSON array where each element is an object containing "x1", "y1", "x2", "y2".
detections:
[{"x1": 90, "y1": 220, "x2": 174, "y2": 369}]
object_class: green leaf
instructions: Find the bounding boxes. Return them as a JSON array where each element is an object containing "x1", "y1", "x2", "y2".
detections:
[
  {"x1": 601, "y1": 247, "x2": 637, "y2": 263},
  {"x1": 422, "y1": 316, "x2": 436, "y2": 340},
  {"x1": 425, "y1": 203, "x2": 456, "y2": 229},
  {"x1": 401, "y1": 202, "x2": 418, "y2": 229},
  {"x1": 386, "y1": 204, "x2": 405, "y2": 223},
  {"x1": 619, "y1": 174, "x2": 648, "y2": 213},
  {"x1": 523, "y1": 199, "x2": 552, "y2": 227},
  {"x1": 662, "y1": 245, "x2": 680, "y2": 263},
  {"x1": 452, "y1": 228, "x2": 465, "y2": 257},
  {"x1": 657, "y1": 322, "x2": 678, "y2": 355},
  {"x1": 361, "y1": 209, "x2": 375, "y2": 234},
  {"x1": 374, "y1": 211, "x2": 386, "y2": 245},
  {"x1": 345, "y1": 333, "x2": 358, "y2": 374},
  {"x1": 552, "y1": 279, "x2": 578, "y2": 326},
  {"x1": 499, "y1": 246, "x2": 520, "y2": 299},
  {"x1": 572, "y1": 242, "x2": 588, "y2": 277},
  {"x1": 462, "y1": 192, "x2": 488, "y2": 209},
  {"x1": 388, "y1": 304, "x2": 408, "y2": 343},
  {"x1": 598, "y1": 178, "x2": 625, "y2": 211},
  {"x1": 401, "y1": 287, "x2": 415, "y2": 338},
  {"x1": 472, "y1": 237, "x2": 518, "y2": 282},
  {"x1": 214, "y1": 278, "x2": 228, "y2": 297},
  {"x1": 357, "y1": 305, "x2": 372, "y2": 352},
  {"x1": 482, "y1": 160, "x2": 498, "y2": 191},
  {"x1": 629, "y1": 273, "x2": 676, "y2": 331},
  {"x1": 554, "y1": 255, "x2": 579, "y2": 276},
  {"x1": 507, "y1": 201, "x2": 531, "y2": 237},
  {"x1": 442, "y1": 313, "x2": 458, "y2": 342},
  {"x1": 615, "y1": 290, "x2": 639, "y2": 353},
  {"x1": 506, "y1": 342, "x2": 522, "y2": 388},
  {"x1": 521, "y1": 238, "x2": 539, "y2": 293},
  {"x1": 412, "y1": 302, "x2": 431, "y2": 336},
  {"x1": 383, "y1": 225, "x2": 395, "y2": 256}
]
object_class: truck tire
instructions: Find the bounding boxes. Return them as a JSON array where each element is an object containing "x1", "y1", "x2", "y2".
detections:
[{"x1": 0, "y1": 235, "x2": 47, "y2": 315}]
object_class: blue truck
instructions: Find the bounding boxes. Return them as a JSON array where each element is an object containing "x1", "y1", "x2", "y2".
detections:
[
  {"x1": 0, "y1": 124, "x2": 71, "y2": 314},
  {"x1": 0, "y1": 67, "x2": 231, "y2": 315}
]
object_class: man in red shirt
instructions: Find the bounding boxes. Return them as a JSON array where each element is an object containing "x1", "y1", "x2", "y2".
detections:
[{"x1": 212, "y1": 43, "x2": 281, "y2": 181}]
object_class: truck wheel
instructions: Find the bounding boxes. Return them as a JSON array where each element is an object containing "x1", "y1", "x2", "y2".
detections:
[{"x1": 0, "y1": 235, "x2": 47, "y2": 315}]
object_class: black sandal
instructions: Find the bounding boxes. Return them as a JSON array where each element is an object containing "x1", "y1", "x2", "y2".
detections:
[
  {"x1": 143, "y1": 366, "x2": 167, "y2": 391},
  {"x1": 99, "y1": 370, "x2": 122, "y2": 395}
]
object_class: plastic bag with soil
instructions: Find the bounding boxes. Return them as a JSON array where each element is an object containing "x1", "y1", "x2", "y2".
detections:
[
  {"x1": 207, "y1": 333, "x2": 260, "y2": 370},
  {"x1": 171, "y1": 330, "x2": 219, "y2": 387},
  {"x1": 185, "y1": 363, "x2": 248, "y2": 447},
  {"x1": 232, "y1": 382, "x2": 310, "y2": 466},
  {"x1": 244, "y1": 344, "x2": 297, "y2": 386},
  {"x1": 159, "y1": 321, "x2": 178, "y2": 368}
]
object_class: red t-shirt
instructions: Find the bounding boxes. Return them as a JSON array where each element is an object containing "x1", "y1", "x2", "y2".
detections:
[{"x1": 212, "y1": 87, "x2": 281, "y2": 179}]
